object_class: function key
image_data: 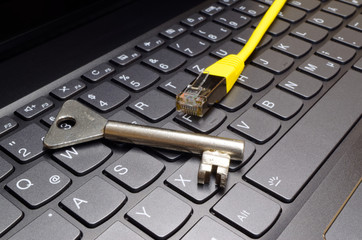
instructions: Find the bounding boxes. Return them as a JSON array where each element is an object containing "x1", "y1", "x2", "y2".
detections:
[
  {"x1": 287, "y1": 0, "x2": 320, "y2": 12},
  {"x1": 193, "y1": 22, "x2": 231, "y2": 42},
  {"x1": 234, "y1": 1, "x2": 268, "y2": 17},
  {"x1": 143, "y1": 49, "x2": 186, "y2": 73},
  {"x1": 322, "y1": 1, "x2": 356, "y2": 18},
  {"x1": 252, "y1": 49, "x2": 294, "y2": 74},
  {"x1": 307, "y1": 11, "x2": 343, "y2": 30},
  {"x1": 160, "y1": 24, "x2": 187, "y2": 39},
  {"x1": 169, "y1": 35, "x2": 210, "y2": 57},
  {"x1": 201, "y1": 4, "x2": 224, "y2": 16},
  {"x1": 82, "y1": 63, "x2": 115, "y2": 82},
  {"x1": 290, "y1": 23, "x2": 328, "y2": 43},
  {"x1": 214, "y1": 11, "x2": 251, "y2": 29},
  {"x1": 278, "y1": 5, "x2": 306, "y2": 23},
  {"x1": 50, "y1": 79, "x2": 86, "y2": 100},
  {"x1": 316, "y1": 41, "x2": 356, "y2": 63},
  {"x1": 15, "y1": 97, "x2": 53, "y2": 120},
  {"x1": 136, "y1": 36, "x2": 164, "y2": 52},
  {"x1": 218, "y1": 0, "x2": 239, "y2": 6},
  {"x1": 111, "y1": 49, "x2": 141, "y2": 66},
  {"x1": 0, "y1": 116, "x2": 17, "y2": 137},
  {"x1": 333, "y1": 28, "x2": 362, "y2": 49},
  {"x1": 348, "y1": 14, "x2": 362, "y2": 32},
  {"x1": 0, "y1": 194, "x2": 22, "y2": 237},
  {"x1": 181, "y1": 13, "x2": 206, "y2": 27},
  {"x1": 298, "y1": 55, "x2": 340, "y2": 80},
  {"x1": 0, "y1": 157, "x2": 13, "y2": 181}
]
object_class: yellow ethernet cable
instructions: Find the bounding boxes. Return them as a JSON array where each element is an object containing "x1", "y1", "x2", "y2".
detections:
[{"x1": 176, "y1": 0, "x2": 287, "y2": 117}]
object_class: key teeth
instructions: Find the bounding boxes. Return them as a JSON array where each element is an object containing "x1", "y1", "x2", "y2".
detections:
[
  {"x1": 198, "y1": 163, "x2": 212, "y2": 185},
  {"x1": 216, "y1": 166, "x2": 229, "y2": 189}
]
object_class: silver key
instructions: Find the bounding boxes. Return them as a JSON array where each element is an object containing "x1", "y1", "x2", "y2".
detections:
[{"x1": 43, "y1": 100, "x2": 244, "y2": 187}]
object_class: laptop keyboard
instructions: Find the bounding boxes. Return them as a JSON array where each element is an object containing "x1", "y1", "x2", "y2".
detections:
[{"x1": 0, "y1": 0, "x2": 361, "y2": 239}]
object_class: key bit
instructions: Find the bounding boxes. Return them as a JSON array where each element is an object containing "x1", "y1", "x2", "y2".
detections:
[{"x1": 43, "y1": 100, "x2": 244, "y2": 187}]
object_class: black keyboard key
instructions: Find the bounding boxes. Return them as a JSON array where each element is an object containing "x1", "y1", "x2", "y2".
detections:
[
  {"x1": 50, "y1": 79, "x2": 86, "y2": 100},
  {"x1": 307, "y1": 11, "x2": 343, "y2": 30},
  {"x1": 126, "y1": 187, "x2": 192, "y2": 239},
  {"x1": 166, "y1": 157, "x2": 219, "y2": 203},
  {"x1": 278, "y1": 5, "x2": 306, "y2": 23},
  {"x1": 143, "y1": 49, "x2": 186, "y2": 73},
  {"x1": 110, "y1": 49, "x2": 141, "y2": 66},
  {"x1": 216, "y1": 85, "x2": 251, "y2": 111},
  {"x1": 237, "y1": 65, "x2": 274, "y2": 91},
  {"x1": 233, "y1": 28, "x2": 272, "y2": 49},
  {"x1": 109, "y1": 110, "x2": 146, "y2": 125},
  {"x1": 323, "y1": 1, "x2": 356, "y2": 18},
  {"x1": 128, "y1": 90, "x2": 175, "y2": 122},
  {"x1": 174, "y1": 108, "x2": 226, "y2": 134},
  {"x1": 0, "y1": 194, "x2": 22, "y2": 237},
  {"x1": 0, "y1": 157, "x2": 13, "y2": 181},
  {"x1": 0, "y1": 123, "x2": 46, "y2": 163},
  {"x1": 137, "y1": 36, "x2": 164, "y2": 52},
  {"x1": 298, "y1": 55, "x2": 340, "y2": 80},
  {"x1": 234, "y1": 1, "x2": 267, "y2": 17},
  {"x1": 61, "y1": 176, "x2": 126, "y2": 227},
  {"x1": 255, "y1": 88, "x2": 303, "y2": 120},
  {"x1": 53, "y1": 142, "x2": 112, "y2": 176},
  {"x1": 113, "y1": 65, "x2": 159, "y2": 92},
  {"x1": 229, "y1": 108, "x2": 280, "y2": 143},
  {"x1": 160, "y1": 24, "x2": 186, "y2": 39},
  {"x1": 159, "y1": 72, "x2": 195, "y2": 97},
  {"x1": 82, "y1": 63, "x2": 115, "y2": 82},
  {"x1": 348, "y1": 14, "x2": 362, "y2": 31},
  {"x1": 316, "y1": 41, "x2": 356, "y2": 63},
  {"x1": 353, "y1": 57, "x2": 362, "y2": 71},
  {"x1": 252, "y1": 49, "x2": 294, "y2": 74},
  {"x1": 182, "y1": 216, "x2": 244, "y2": 240},
  {"x1": 291, "y1": 23, "x2": 328, "y2": 43},
  {"x1": 219, "y1": 0, "x2": 240, "y2": 6},
  {"x1": 8, "y1": 209, "x2": 80, "y2": 240},
  {"x1": 169, "y1": 35, "x2": 210, "y2": 57},
  {"x1": 186, "y1": 56, "x2": 217, "y2": 75},
  {"x1": 211, "y1": 41, "x2": 243, "y2": 58},
  {"x1": 333, "y1": 28, "x2": 362, "y2": 49},
  {"x1": 253, "y1": 19, "x2": 290, "y2": 36},
  {"x1": 201, "y1": 4, "x2": 224, "y2": 16},
  {"x1": 193, "y1": 22, "x2": 231, "y2": 43},
  {"x1": 79, "y1": 82, "x2": 129, "y2": 112},
  {"x1": 214, "y1": 11, "x2": 250, "y2": 29},
  {"x1": 278, "y1": 71, "x2": 322, "y2": 99},
  {"x1": 41, "y1": 108, "x2": 60, "y2": 127},
  {"x1": 287, "y1": 0, "x2": 320, "y2": 11},
  {"x1": 15, "y1": 97, "x2": 53, "y2": 120},
  {"x1": 181, "y1": 13, "x2": 206, "y2": 27},
  {"x1": 6, "y1": 161, "x2": 71, "y2": 208},
  {"x1": 246, "y1": 70, "x2": 362, "y2": 202},
  {"x1": 272, "y1": 35, "x2": 312, "y2": 58},
  {"x1": 339, "y1": 0, "x2": 362, "y2": 7},
  {"x1": 0, "y1": 116, "x2": 17, "y2": 137},
  {"x1": 212, "y1": 183, "x2": 281, "y2": 238},
  {"x1": 95, "y1": 221, "x2": 144, "y2": 240},
  {"x1": 105, "y1": 148, "x2": 164, "y2": 192}
]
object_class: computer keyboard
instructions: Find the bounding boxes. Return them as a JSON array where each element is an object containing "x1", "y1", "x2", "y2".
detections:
[{"x1": 0, "y1": 0, "x2": 361, "y2": 239}]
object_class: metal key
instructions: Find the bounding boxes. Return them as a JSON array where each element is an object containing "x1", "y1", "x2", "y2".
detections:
[{"x1": 43, "y1": 100, "x2": 244, "y2": 187}]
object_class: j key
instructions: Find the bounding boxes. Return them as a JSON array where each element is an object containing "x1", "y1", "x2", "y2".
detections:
[
  {"x1": 181, "y1": 13, "x2": 206, "y2": 27},
  {"x1": 0, "y1": 157, "x2": 13, "y2": 181},
  {"x1": 339, "y1": 0, "x2": 362, "y2": 7},
  {"x1": 219, "y1": 0, "x2": 240, "y2": 6},
  {"x1": 111, "y1": 49, "x2": 141, "y2": 66},
  {"x1": 186, "y1": 55, "x2": 217, "y2": 75},
  {"x1": 82, "y1": 63, "x2": 115, "y2": 82},
  {"x1": 41, "y1": 108, "x2": 60, "y2": 127},
  {"x1": 272, "y1": 35, "x2": 312, "y2": 58},
  {"x1": 79, "y1": 82, "x2": 129, "y2": 112},
  {"x1": 6, "y1": 161, "x2": 70, "y2": 208},
  {"x1": 316, "y1": 41, "x2": 356, "y2": 64},
  {"x1": 0, "y1": 123, "x2": 46, "y2": 162},
  {"x1": 126, "y1": 187, "x2": 192, "y2": 239},
  {"x1": 229, "y1": 108, "x2": 280, "y2": 143},
  {"x1": 158, "y1": 72, "x2": 195, "y2": 97},
  {"x1": 255, "y1": 88, "x2": 303, "y2": 120},
  {"x1": 307, "y1": 11, "x2": 343, "y2": 30},
  {"x1": 128, "y1": 90, "x2": 175, "y2": 122},
  {"x1": 211, "y1": 41, "x2": 243, "y2": 58},
  {"x1": 105, "y1": 147, "x2": 164, "y2": 192},
  {"x1": 193, "y1": 22, "x2": 231, "y2": 43},
  {"x1": 61, "y1": 176, "x2": 126, "y2": 227},
  {"x1": 0, "y1": 194, "x2": 22, "y2": 237},
  {"x1": 137, "y1": 36, "x2": 164, "y2": 52},
  {"x1": 15, "y1": 97, "x2": 53, "y2": 120},
  {"x1": 278, "y1": 71, "x2": 322, "y2": 99},
  {"x1": 169, "y1": 35, "x2": 210, "y2": 57},
  {"x1": 174, "y1": 108, "x2": 226, "y2": 134},
  {"x1": 322, "y1": 1, "x2": 356, "y2": 18},
  {"x1": 95, "y1": 221, "x2": 144, "y2": 240},
  {"x1": 8, "y1": 209, "x2": 80, "y2": 240},
  {"x1": 214, "y1": 11, "x2": 250, "y2": 29},
  {"x1": 50, "y1": 79, "x2": 86, "y2": 100},
  {"x1": 233, "y1": 28, "x2": 272, "y2": 49},
  {"x1": 160, "y1": 24, "x2": 186, "y2": 39},
  {"x1": 252, "y1": 49, "x2": 294, "y2": 74},
  {"x1": 333, "y1": 28, "x2": 362, "y2": 49},
  {"x1": 253, "y1": 19, "x2": 290, "y2": 36},
  {"x1": 113, "y1": 65, "x2": 160, "y2": 92},
  {"x1": 166, "y1": 157, "x2": 219, "y2": 203},
  {"x1": 182, "y1": 216, "x2": 245, "y2": 240},
  {"x1": 216, "y1": 85, "x2": 251, "y2": 111},
  {"x1": 201, "y1": 4, "x2": 224, "y2": 16},
  {"x1": 234, "y1": 1, "x2": 267, "y2": 17},
  {"x1": 291, "y1": 23, "x2": 328, "y2": 43},
  {"x1": 237, "y1": 65, "x2": 274, "y2": 91},
  {"x1": 109, "y1": 110, "x2": 146, "y2": 125},
  {"x1": 246, "y1": 70, "x2": 362, "y2": 202},
  {"x1": 53, "y1": 142, "x2": 112, "y2": 176},
  {"x1": 212, "y1": 183, "x2": 281, "y2": 238},
  {"x1": 143, "y1": 49, "x2": 186, "y2": 73},
  {"x1": 287, "y1": 0, "x2": 320, "y2": 11},
  {"x1": 0, "y1": 116, "x2": 17, "y2": 137},
  {"x1": 353, "y1": 57, "x2": 362, "y2": 71},
  {"x1": 278, "y1": 5, "x2": 306, "y2": 23},
  {"x1": 298, "y1": 55, "x2": 340, "y2": 80},
  {"x1": 348, "y1": 14, "x2": 362, "y2": 31}
]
